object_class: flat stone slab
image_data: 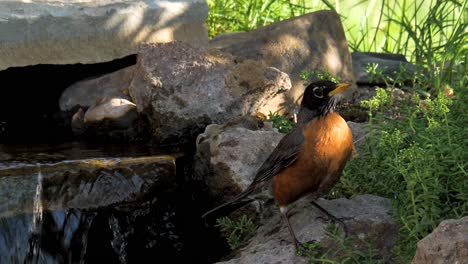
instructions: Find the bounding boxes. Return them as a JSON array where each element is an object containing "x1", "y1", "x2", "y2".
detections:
[
  {"x1": 0, "y1": 0, "x2": 209, "y2": 70},
  {"x1": 0, "y1": 155, "x2": 176, "y2": 217}
]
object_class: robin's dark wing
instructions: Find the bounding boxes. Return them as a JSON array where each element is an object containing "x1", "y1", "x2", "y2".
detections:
[{"x1": 250, "y1": 127, "x2": 305, "y2": 186}]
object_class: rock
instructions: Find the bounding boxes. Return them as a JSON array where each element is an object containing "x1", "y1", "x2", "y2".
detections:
[
  {"x1": 84, "y1": 97, "x2": 138, "y2": 129},
  {"x1": 217, "y1": 195, "x2": 397, "y2": 264},
  {"x1": 128, "y1": 41, "x2": 291, "y2": 143},
  {"x1": 209, "y1": 10, "x2": 356, "y2": 110},
  {"x1": 0, "y1": 0, "x2": 208, "y2": 70},
  {"x1": 194, "y1": 116, "x2": 284, "y2": 199},
  {"x1": 412, "y1": 216, "x2": 468, "y2": 264},
  {"x1": 352, "y1": 52, "x2": 417, "y2": 85},
  {"x1": 348, "y1": 121, "x2": 371, "y2": 146},
  {"x1": 59, "y1": 66, "x2": 135, "y2": 111},
  {"x1": 0, "y1": 155, "x2": 176, "y2": 217},
  {"x1": 317, "y1": 195, "x2": 398, "y2": 260}
]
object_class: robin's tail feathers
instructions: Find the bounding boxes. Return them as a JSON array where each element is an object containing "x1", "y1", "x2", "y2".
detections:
[{"x1": 201, "y1": 188, "x2": 254, "y2": 219}]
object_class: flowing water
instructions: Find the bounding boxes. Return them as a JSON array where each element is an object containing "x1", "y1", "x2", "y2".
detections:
[
  {"x1": 28, "y1": 166, "x2": 44, "y2": 263},
  {"x1": 0, "y1": 142, "x2": 228, "y2": 264}
]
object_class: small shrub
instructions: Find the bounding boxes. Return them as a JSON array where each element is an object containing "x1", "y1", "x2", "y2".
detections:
[
  {"x1": 215, "y1": 215, "x2": 257, "y2": 250},
  {"x1": 268, "y1": 112, "x2": 296, "y2": 133}
]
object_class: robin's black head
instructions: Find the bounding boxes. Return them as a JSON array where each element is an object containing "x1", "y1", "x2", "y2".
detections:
[
  {"x1": 296, "y1": 81, "x2": 350, "y2": 125},
  {"x1": 300, "y1": 80, "x2": 350, "y2": 116}
]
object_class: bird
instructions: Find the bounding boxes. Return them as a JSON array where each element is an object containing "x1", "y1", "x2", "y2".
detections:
[{"x1": 202, "y1": 80, "x2": 355, "y2": 249}]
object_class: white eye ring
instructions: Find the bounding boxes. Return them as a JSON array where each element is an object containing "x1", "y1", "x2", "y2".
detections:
[{"x1": 313, "y1": 87, "x2": 324, "y2": 98}]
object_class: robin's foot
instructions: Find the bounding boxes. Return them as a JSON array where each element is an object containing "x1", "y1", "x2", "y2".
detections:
[
  {"x1": 293, "y1": 237, "x2": 302, "y2": 251},
  {"x1": 310, "y1": 201, "x2": 348, "y2": 237}
]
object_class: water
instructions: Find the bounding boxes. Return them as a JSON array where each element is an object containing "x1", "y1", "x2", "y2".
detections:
[
  {"x1": 0, "y1": 143, "x2": 228, "y2": 264},
  {"x1": 28, "y1": 166, "x2": 44, "y2": 263}
]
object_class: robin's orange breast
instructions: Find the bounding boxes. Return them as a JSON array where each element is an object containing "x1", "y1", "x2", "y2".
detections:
[{"x1": 272, "y1": 112, "x2": 354, "y2": 206}]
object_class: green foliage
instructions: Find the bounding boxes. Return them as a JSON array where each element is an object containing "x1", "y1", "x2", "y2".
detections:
[
  {"x1": 333, "y1": 88, "x2": 468, "y2": 262},
  {"x1": 300, "y1": 70, "x2": 341, "y2": 83},
  {"x1": 207, "y1": 0, "x2": 466, "y2": 85},
  {"x1": 215, "y1": 215, "x2": 257, "y2": 250},
  {"x1": 299, "y1": 224, "x2": 384, "y2": 263},
  {"x1": 207, "y1": 0, "x2": 315, "y2": 37},
  {"x1": 268, "y1": 112, "x2": 296, "y2": 133}
]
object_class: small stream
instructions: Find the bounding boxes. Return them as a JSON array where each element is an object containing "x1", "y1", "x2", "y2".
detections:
[{"x1": 0, "y1": 142, "x2": 228, "y2": 263}]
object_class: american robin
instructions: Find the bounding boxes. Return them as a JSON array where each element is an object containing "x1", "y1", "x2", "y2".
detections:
[{"x1": 202, "y1": 80, "x2": 355, "y2": 249}]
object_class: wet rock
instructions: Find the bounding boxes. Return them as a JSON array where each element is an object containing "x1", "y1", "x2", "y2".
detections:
[
  {"x1": 0, "y1": 209, "x2": 96, "y2": 263},
  {"x1": 0, "y1": 0, "x2": 208, "y2": 70},
  {"x1": 217, "y1": 195, "x2": 397, "y2": 264},
  {"x1": 209, "y1": 10, "x2": 356, "y2": 109},
  {"x1": 352, "y1": 52, "x2": 417, "y2": 85},
  {"x1": 59, "y1": 66, "x2": 135, "y2": 111},
  {"x1": 412, "y1": 216, "x2": 468, "y2": 264},
  {"x1": 0, "y1": 156, "x2": 176, "y2": 217},
  {"x1": 194, "y1": 116, "x2": 284, "y2": 200},
  {"x1": 129, "y1": 42, "x2": 291, "y2": 143}
]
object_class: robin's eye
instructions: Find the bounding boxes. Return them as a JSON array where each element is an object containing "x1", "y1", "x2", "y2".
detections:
[{"x1": 313, "y1": 87, "x2": 324, "y2": 98}]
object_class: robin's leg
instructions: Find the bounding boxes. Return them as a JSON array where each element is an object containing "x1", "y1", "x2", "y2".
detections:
[
  {"x1": 279, "y1": 206, "x2": 300, "y2": 250},
  {"x1": 310, "y1": 201, "x2": 348, "y2": 236}
]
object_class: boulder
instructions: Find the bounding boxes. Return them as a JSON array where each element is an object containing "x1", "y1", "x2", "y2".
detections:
[
  {"x1": 194, "y1": 116, "x2": 284, "y2": 199},
  {"x1": 0, "y1": 0, "x2": 208, "y2": 70},
  {"x1": 217, "y1": 195, "x2": 397, "y2": 264},
  {"x1": 209, "y1": 10, "x2": 356, "y2": 111},
  {"x1": 352, "y1": 52, "x2": 417, "y2": 85},
  {"x1": 412, "y1": 216, "x2": 468, "y2": 264},
  {"x1": 128, "y1": 42, "x2": 291, "y2": 143},
  {"x1": 59, "y1": 66, "x2": 135, "y2": 111}
]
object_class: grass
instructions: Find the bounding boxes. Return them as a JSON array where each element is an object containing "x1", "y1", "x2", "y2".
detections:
[
  {"x1": 207, "y1": 0, "x2": 467, "y2": 262},
  {"x1": 333, "y1": 84, "x2": 467, "y2": 262}
]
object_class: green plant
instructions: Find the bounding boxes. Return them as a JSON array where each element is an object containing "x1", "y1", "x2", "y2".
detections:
[
  {"x1": 299, "y1": 224, "x2": 384, "y2": 263},
  {"x1": 300, "y1": 70, "x2": 340, "y2": 83},
  {"x1": 207, "y1": 0, "x2": 318, "y2": 37},
  {"x1": 333, "y1": 87, "x2": 467, "y2": 262},
  {"x1": 215, "y1": 215, "x2": 257, "y2": 250},
  {"x1": 268, "y1": 112, "x2": 296, "y2": 133}
]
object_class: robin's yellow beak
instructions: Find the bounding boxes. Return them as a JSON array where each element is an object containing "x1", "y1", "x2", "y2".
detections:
[{"x1": 329, "y1": 83, "x2": 350, "y2": 96}]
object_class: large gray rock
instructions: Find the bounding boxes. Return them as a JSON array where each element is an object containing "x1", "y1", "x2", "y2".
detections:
[
  {"x1": 128, "y1": 42, "x2": 291, "y2": 143},
  {"x1": 209, "y1": 10, "x2": 356, "y2": 111},
  {"x1": 0, "y1": 0, "x2": 208, "y2": 70},
  {"x1": 194, "y1": 116, "x2": 284, "y2": 199},
  {"x1": 412, "y1": 216, "x2": 468, "y2": 264},
  {"x1": 217, "y1": 195, "x2": 397, "y2": 264}
]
